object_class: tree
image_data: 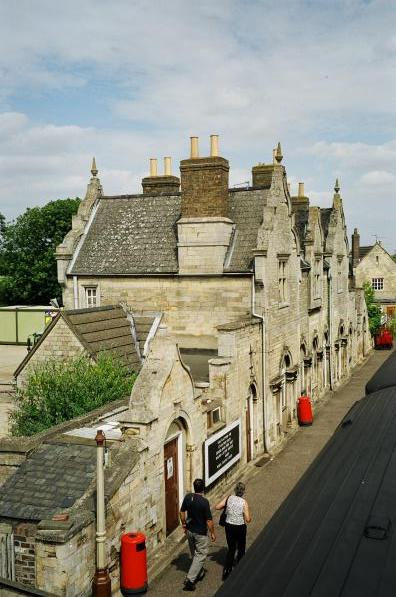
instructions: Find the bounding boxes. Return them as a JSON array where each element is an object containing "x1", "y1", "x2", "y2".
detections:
[
  {"x1": 363, "y1": 281, "x2": 382, "y2": 336},
  {"x1": 1, "y1": 198, "x2": 80, "y2": 304},
  {"x1": 10, "y1": 354, "x2": 137, "y2": 436}
]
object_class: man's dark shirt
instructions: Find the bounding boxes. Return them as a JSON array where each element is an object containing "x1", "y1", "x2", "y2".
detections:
[{"x1": 181, "y1": 492, "x2": 212, "y2": 535}]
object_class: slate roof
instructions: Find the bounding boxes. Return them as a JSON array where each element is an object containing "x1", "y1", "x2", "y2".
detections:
[
  {"x1": 64, "y1": 305, "x2": 144, "y2": 370},
  {"x1": 216, "y1": 386, "x2": 396, "y2": 597},
  {"x1": 71, "y1": 194, "x2": 181, "y2": 275},
  {"x1": 0, "y1": 442, "x2": 96, "y2": 521},
  {"x1": 15, "y1": 305, "x2": 156, "y2": 378},
  {"x1": 291, "y1": 200, "x2": 309, "y2": 246},
  {"x1": 226, "y1": 189, "x2": 268, "y2": 272},
  {"x1": 359, "y1": 245, "x2": 374, "y2": 259},
  {"x1": 70, "y1": 188, "x2": 270, "y2": 276},
  {"x1": 320, "y1": 207, "x2": 332, "y2": 237}
]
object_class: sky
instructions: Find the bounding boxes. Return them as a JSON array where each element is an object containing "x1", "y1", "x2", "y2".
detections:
[{"x1": 0, "y1": 0, "x2": 395, "y2": 250}]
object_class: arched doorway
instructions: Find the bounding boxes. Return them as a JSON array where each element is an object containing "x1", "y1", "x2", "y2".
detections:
[{"x1": 164, "y1": 419, "x2": 187, "y2": 536}]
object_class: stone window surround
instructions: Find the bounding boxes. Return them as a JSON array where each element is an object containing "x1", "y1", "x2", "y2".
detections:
[
  {"x1": 277, "y1": 253, "x2": 290, "y2": 307},
  {"x1": 83, "y1": 284, "x2": 99, "y2": 308}
]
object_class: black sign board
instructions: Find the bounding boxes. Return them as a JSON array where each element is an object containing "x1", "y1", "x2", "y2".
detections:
[{"x1": 204, "y1": 419, "x2": 241, "y2": 486}]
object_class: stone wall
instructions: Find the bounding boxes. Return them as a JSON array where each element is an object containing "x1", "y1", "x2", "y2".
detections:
[
  {"x1": 355, "y1": 243, "x2": 396, "y2": 304},
  {"x1": 16, "y1": 318, "x2": 86, "y2": 387},
  {"x1": 13, "y1": 522, "x2": 36, "y2": 587},
  {"x1": 63, "y1": 276, "x2": 252, "y2": 347}
]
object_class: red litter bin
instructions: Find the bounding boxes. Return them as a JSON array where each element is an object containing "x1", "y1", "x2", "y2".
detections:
[
  {"x1": 297, "y1": 395, "x2": 313, "y2": 426},
  {"x1": 120, "y1": 532, "x2": 148, "y2": 595}
]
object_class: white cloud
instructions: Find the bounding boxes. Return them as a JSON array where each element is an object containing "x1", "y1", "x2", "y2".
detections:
[{"x1": 359, "y1": 170, "x2": 396, "y2": 185}]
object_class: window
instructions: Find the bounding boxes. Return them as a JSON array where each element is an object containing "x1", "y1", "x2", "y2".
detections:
[
  {"x1": 85, "y1": 286, "x2": 98, "y2": 307},
  {"x1": 372, "y1": 278, "x2": 384, "y2": 290},
  {"x1": 207, "y1": 406, "x2": 222, "y2": 429},
  {"x1": 278, "y1": 259, "x2": 288, "y2": 304}
]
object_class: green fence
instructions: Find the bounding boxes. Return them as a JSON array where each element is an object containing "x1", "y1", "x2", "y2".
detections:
[{"x1": 0, "y1": 307, "x2": 58, "y2": 345}]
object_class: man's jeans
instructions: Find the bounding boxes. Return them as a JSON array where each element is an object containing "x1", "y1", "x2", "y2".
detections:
[{"x1": 186, "y1": 530, "x2": 209, "y2": 582}]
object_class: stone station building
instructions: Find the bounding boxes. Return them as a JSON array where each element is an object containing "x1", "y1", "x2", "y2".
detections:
[{"x1": 0, "y1": 137, "x2": 370, "y2": 595}]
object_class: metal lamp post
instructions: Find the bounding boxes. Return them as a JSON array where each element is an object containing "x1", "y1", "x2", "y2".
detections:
[{"x1": 92, "y1": 429, "x2": 112, "y2": 596}]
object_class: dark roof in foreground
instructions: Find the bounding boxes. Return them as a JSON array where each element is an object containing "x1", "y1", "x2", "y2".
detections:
[
  {"x1": 0, "y1": 442, "x2": 96, "y2": 521},
  {"x1": 216, "y1": 387, "x2": 396, "y2": 597},
  {"x1": 70, "y1": 188, "x2": 270, "y2": 276},
  {"x1": 365, "y1": 349, "x2": 396, "y2": 395}
]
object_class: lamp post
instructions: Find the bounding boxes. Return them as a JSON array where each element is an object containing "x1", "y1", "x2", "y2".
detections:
[{"x1": 92, "y1": 429, "x2": 112, "y2": 596}]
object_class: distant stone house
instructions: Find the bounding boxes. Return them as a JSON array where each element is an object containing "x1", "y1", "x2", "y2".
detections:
[
  {"x1": 0, "y1": 137, "x2": 370, "y2": 595},
  {"x1": 352, "y1": 231, "x2": 396, "y2": 321}
]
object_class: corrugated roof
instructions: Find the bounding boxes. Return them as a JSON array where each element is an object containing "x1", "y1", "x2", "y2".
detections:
[{"x1": 0, "y1": 442, "x2": 96, "y2": 521}]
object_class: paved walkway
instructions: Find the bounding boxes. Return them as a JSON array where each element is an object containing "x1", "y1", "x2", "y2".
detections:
[{"x1": 149, "y1": 349, "x2": 391, "y2": 597}]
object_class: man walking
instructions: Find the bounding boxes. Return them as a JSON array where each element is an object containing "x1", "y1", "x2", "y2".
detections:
[{"x1": 180, "y1": 478, "x2": 216, "y2": 591}]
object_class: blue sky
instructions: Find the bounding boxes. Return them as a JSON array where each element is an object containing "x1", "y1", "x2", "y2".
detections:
[{"x1": 0, "y1": 0, "x2": 395, "y2": 250}]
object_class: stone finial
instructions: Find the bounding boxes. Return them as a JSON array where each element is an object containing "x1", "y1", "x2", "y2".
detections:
[
  {"x1": 275, "y1": 142, "x2": 283, "y2": 164},
  {"x1": 334, "y1": 178, "x2": 340, "y2": 193},
  {"x1": 91, "y1": 157, "x2": 98, "y2": 178},
  {"x1": 164, "y1": 156, "x2": 172, "y2": 176},
  {"x1": 298, "y1": 182, "x2": 305, "y2": 197},
  {"x1": 150, "y1": 158, "x2": 158, "y2": 177},
  {"x1": 190, "y1": 136, "x2": 199, "y2": 158},
  {"x1": 210, "y1": 135, "x2": 219, "y2": 157}
]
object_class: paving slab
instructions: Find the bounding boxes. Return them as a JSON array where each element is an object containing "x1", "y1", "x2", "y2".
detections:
[
  {"x1": 148, "y1": 349, "x2": 392, "y2": 597},
  {"x1": 0, "y1": 344, "x2": 27, "y2": 383}
]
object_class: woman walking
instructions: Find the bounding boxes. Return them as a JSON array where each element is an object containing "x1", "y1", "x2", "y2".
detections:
[{"x1": 215, "y1": 481, "x2": 251, "y2": 580}]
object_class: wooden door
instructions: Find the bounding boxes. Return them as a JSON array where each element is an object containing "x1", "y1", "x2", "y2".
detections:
[
  {"x1": 246, "y1": 399, "x2": 252, "y2": 462},
  {"x1": 164, "y1": 438, "x2": 179, "y2": 536}
]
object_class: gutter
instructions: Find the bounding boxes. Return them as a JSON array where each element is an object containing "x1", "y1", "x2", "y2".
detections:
[{"x1": 251, "y1": 274, "x2": 269, "y2": 454}]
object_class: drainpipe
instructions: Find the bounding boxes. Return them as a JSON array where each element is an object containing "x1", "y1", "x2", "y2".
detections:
[
  {"x1": 92, "y1": 430, "x2": 111, "y2": 597},
  {"x1": 327, "y1": 270, "x2": 333, "y2": 391},
  {"x1": 251, "y1": 274, "x2": 269, "y2": 454},
  {"x1": 73, "y1": 275, "x2": 79, "y2": 309}
]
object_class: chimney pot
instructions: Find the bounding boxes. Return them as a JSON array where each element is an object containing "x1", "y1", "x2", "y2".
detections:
[
  {"x1": 210, "y1": 135, "x2": 219, "y2": 157},
  {"x1": 164, "y1": 156, "x2": 172, "y2": 176},
  {"x1": 149, "y1": 158, "x2": 158, "y2": 177},
  {"x1": 298, "y1": 182, "x2": 305, "y2": 197},
  {"x1": 190, "y1": 137, "x2": 199, "y2": 158}
]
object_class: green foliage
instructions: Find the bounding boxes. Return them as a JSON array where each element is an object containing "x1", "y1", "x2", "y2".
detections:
[
  {"x1": 363, "y1": 281, "x2": 382, "y2": 336},
  {"x1": 0, "y1": 198, "x2": 80, "y2": 305},
  {"x1": 11, "y1": 354, "x2": 137, "y2": 437}
]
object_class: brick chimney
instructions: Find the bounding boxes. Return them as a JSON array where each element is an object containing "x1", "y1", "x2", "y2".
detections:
[
  {"x1": 352, "y1": 228, "x2": 360, "y2": 267},
  {"x1": 177, "y1": 135, "x2": 234, "y2": 274},
  {"x1": 180, "y1": 135, "x2": 229, "y2": 218},
  {"x1": 251, "y1": 143, "x2": 283, "y2": 188},
  {"x1": 142, "y1": 157, "x2": 180, "y2": 195}
]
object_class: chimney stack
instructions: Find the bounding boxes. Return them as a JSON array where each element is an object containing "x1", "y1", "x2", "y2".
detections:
[
  {"x1": 190, "y1": 136, "x2": 199, "y2": 158},
  {"x1": 142, "y1": 156, "x2": 180, "y2": 195},
  {"x1": 298, "y1": 182, "x2": 305, "y2": 197},
  {"x1": 210, "y1": 135, "x2": 219, "y2": 157},
  {"x1": 352, "y1": 228, "x2": 360, "y2": 267},
  {"x1": 180, "y1": 135, "x2": 229, "y2": 218},
  {"x1": 149, "y1": 158, "x2": 158, "y2": 177},
  {"x1": 164, "y1": 156, "x2": 172, "y2": 176}
]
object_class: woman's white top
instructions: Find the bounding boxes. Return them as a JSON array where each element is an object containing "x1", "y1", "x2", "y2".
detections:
[{"x1": 225, "y1": 495, "x2": 245, "y2": 525}]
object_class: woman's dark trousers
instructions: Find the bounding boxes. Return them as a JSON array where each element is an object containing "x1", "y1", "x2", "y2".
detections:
[{"x1": 224, "y1": 523, "x2": 247, "y2": 571}]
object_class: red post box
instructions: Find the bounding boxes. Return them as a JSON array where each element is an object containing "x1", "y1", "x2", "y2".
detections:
[
  {"x1": 297, "y1": 396, "x2": 313, "y2": 426},
  {"x1": 120, "y1": 532, "x2": 148, "y2": 595}
]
